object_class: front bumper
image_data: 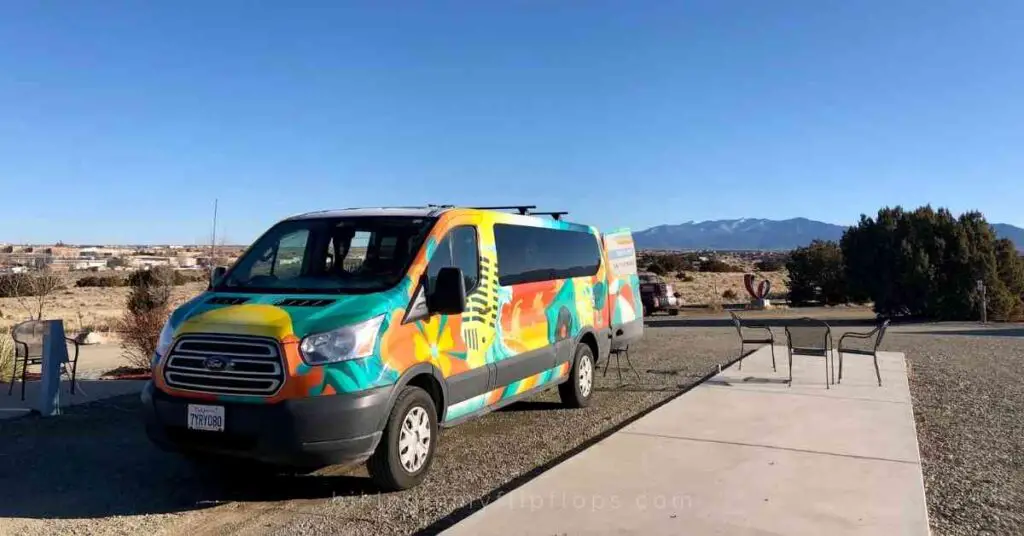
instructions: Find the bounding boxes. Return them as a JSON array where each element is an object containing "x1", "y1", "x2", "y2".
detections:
[{"x1": 141, "y1": 381, "x2": 391, "y2": 468}]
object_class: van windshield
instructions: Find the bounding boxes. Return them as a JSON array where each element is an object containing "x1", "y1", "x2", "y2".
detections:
[{"x1": 216, "y1": 216, "x2": 435, "y2": 294}]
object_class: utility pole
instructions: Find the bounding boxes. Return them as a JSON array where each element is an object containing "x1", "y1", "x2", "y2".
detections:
[{"x1": 210, "y1": 199, "x2": 218, "y2": 271}]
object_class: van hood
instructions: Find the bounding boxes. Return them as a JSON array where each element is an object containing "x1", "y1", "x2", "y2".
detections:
[{"x1": 167, "y1": 283, "x2": 412, "y2": 342}]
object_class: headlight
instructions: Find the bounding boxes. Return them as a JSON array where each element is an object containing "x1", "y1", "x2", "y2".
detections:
[
  {"x1": 299, "y1": 315, "x2": 385, "y2": 366},
  {"x1": 153, "y1": 320, "x2": 175, "y2": 366}
]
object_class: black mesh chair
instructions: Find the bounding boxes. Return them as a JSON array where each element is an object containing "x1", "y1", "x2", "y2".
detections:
[
  {"x1": 7, "y1": 320, "x2": 81, "y2": 401},
  {"x1": 784, "y1": 318, "x2": 833, "y2": 389},
  {"x1": 729, "y1": 311, "x2": 776, "y2": 371},
  {"x1": 838, "y1": 320, "x2": 890, "y2": 386}
]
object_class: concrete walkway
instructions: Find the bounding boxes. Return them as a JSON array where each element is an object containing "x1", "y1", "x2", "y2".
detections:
[{"x1": 444, "y1": 345, "x2": 929, "y2": 536}]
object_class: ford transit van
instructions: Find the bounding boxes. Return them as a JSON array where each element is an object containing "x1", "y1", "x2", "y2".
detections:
[{"x1": 142, "y1": 206, "x2": 642, "y2": 490}]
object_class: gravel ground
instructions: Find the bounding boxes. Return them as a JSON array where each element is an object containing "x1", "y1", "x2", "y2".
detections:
[
  {"x1": 0, "y1": 323, "x2": 741, "y2": 536},
  {"x1": 884, "y1": 325, "x2": 1024, "y2": 536},
  {"x1": 2, "y1": 317, "x2": 1021, "y2": 536}
]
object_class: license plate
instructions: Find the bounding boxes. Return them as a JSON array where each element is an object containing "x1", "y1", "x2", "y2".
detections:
[{"x1": 187, "y1": 404, "x2": 225, "y2": 432}]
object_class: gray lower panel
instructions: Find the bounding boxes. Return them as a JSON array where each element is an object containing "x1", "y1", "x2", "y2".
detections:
[
  {"x1": 493, "y1": 346, "x2": 555, "y2": 387},
  {"x1": 446, "y1": 366, "x2": 490, "y2": 405}
]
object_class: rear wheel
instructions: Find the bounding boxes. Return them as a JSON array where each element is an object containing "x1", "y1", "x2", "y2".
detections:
[
  {"x1": 559, "y1": 343, "x2": 595, "y2": 408},
  {"x1": 367, "y1": 386, "x2": 438, "y2": 491}
]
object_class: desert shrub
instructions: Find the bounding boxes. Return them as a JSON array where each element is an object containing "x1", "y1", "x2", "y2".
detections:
[
  {"x1": 842, "y1": 206, "x2": 1024, "y2": 320},
  {"x1": 0, "y1": 271, "x2": 68, "y2": 319},
  {"x1": 76, "y1": 275, "x2": 128, "y2": 288},
  {"x1": 699, "y1": 258, "x2": 743, "y2": 273},
  {"x1": 0, "y1": 335, "x2": 14, "y2": 383},
  {"x1": 675, "y1": 271, "x2": 695, "y2": 282},
  {"x1": 755, "y1": 256, "x2": 787, "y2": 272},
  {"x1": 646, "y1": 262, "x2": 666, "y2": 275},
  {"x1": 173, "y1": 270, "x2": 208, "y2": 285},
  {"x1": 119, "y1": 267, "x2": 173, "y2": 369},
  {"x1": 722, "y1": 289, "x2": 738, "y2": 300},
  {"x1": 787, "y1": 240, "x2": 848, "y2": 306}
]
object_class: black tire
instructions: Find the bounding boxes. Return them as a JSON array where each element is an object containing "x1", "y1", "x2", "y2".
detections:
[
  {"x1": 367, "y1": 386, "x2": 438, "y2": 491},
  {"x1": 559, "y1": 343, "x2": 595, "y2": 408}
]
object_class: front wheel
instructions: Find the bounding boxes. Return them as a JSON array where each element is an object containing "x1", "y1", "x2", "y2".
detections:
[
  {"x1": 559, "y1": 343, "x2": 595, "y2": 408},
  {"x1": 367, "y1": 386, "x2": 438, "y2": 491}
]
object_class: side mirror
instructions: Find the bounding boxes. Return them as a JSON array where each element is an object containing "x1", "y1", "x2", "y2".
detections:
[
  {"x1": 673, "y1": 292, "x2": 681, "y2": 298},
  {"x1": 428, "y1": 267, "x2": 466, "y2": 315},
  {"x1": 210, "y1": 266, "x2": 227, "y2": 288}
]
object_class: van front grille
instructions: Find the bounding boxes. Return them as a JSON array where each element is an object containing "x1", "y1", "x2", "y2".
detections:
[{"x1": 163, "y1": 335, "x2": 284, "y2": 396}]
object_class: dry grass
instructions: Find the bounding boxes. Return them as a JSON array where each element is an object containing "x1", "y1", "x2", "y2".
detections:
[
  {"x1": 0, "y1": 282, "x2": 206, "y2": 336},
  {"x1": 664, "y1": 271, "x2": 789, "y2": 306}
]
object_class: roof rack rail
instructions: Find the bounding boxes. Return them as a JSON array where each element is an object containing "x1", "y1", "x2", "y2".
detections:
[
  {"x1": 472, "y1": 205, "x2": 536, "y2": 215},
  {"x1": 530, "y1": 211, "x2": 569, "y2": 220}
]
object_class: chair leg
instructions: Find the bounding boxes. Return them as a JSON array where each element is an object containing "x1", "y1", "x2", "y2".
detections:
[
  {"x1": 787, "y1": 348, "x2": 793, "y2": 387},
  {"x1": 70, "y1": 359, "x2": 79, "y2": 395},
  {"x1": 21, "y1": 358, "x2": 28, "y2": 401},
  {"x1": 873, "y1": 353, "x2": 882, "y2": 387},
  {"x1": 738, "y1": 342, "x2": 744, "y2": 370},
  {"x1": 824, "y1": 354, "x2": 830, "y2": 390},
  {"x1": 603, "y1": 352, "x2": 611, "y2": 378},
  {"x1": 770, "y1": 343, "x2": 776, "y2": 372},
  {"x1": 615, "y1": 352, "x2": 623, "y2": 383}
]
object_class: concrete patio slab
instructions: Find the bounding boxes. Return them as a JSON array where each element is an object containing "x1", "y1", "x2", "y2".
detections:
[{"x1": 443, "y1": 345, "x2": 929, "y2": 536}]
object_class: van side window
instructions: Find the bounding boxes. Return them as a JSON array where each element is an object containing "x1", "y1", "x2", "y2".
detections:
[
  {"x1": 427, "y1": 226, "x2": 479, "y2": 294},
  {"x1": 494, "y1": 224, "x2": 600, "y2": 285}
]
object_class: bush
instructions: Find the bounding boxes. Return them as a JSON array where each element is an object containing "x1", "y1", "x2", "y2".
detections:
[
  {"x1": 119, "y1": 267, "x2": 173, "y2": 369},
  {"x1": 0, "y1": 335, "x2": 14, "y2": 384},
  {"x1": 675, "y1": 271, "x2": 694, "y2": 282},
  {"x1": 647, "y1": 262, "x2": 666, "y2": 275},
  {"x1": 700, "y1": 259, "x2": 743, "y2": 273},
  {"x1": 76, "y1": 275, "x2": 127, "y2": 288},
  {"x1": 755, "y1": 256, "x2": 787, "y2": 272},
  {"x1": 787, "y1": 240, "x2": 848, "y2": 306},
  {"x1": 722, "y1": 289, "x2": 738, "y2": 300}
]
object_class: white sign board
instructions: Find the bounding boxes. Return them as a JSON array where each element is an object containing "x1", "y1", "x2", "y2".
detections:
[{"x1": 603, "y1": 230, "x2": 638, "y2": 276}]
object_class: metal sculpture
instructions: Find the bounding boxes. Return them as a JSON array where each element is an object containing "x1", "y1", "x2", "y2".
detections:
[{"x1": 744, "y1": 274, "x2": 772, "y2": 309}]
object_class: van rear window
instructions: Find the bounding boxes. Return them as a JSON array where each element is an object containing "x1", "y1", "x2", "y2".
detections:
[{"x1": 494, "y1": 224, "x2": 601, "y2": 285}]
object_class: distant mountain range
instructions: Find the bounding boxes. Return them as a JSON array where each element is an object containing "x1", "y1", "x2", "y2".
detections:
[{"x1": 633, "y1": 218, "x2": 1024, "y2": 251}]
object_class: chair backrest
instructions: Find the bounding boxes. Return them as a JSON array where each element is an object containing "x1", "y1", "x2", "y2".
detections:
[
  {"x1": 785, "y1": 317, "x2": 831, "y2": 351},
  {"x1": 874, "y1": 319, "x2": 891, "y2": 351},
  {"x1": 11, "y1": 320, "x2": 47, "y2": 359},
  {"x1": 728, "y1": 311, "x2": 744, "y2": 336}
]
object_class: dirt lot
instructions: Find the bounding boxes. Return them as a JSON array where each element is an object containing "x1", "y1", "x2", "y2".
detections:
[
  {"x1": 0, "y1": 313, "x2": 1021, "y2": 536},
  {"x1": 0, "y1": 282, "x2": 206, "y2": 334}
]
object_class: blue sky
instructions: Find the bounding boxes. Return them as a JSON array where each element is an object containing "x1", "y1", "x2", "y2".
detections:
[{"x1": 1, "y1": 1, "x2": 1021, "y2": 244}]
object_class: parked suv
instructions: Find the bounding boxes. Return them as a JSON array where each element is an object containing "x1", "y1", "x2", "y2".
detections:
[
  {"x1": 142, "y1": 206, "x2": 642, "y2": 490},
  {"x1": 639, "y1": 272, "x2": 680, "y2": 316}
]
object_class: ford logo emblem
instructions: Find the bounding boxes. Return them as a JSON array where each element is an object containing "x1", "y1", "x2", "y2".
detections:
[{"x1": 204, "y1": 357, "x2": 229, "y2": 371}]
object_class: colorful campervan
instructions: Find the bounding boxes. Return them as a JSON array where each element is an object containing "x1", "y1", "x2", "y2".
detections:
[{"x1": 142, "y1": 206, "x2": 642, "y2": 490}]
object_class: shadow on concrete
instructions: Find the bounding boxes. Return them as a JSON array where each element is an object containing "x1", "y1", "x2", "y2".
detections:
[{"x1": 0, "y1": 393, "x2": 377, "y2": 519}]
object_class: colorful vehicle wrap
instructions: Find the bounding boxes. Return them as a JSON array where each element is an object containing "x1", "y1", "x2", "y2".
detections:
[{"x1": 151, "y1": 208, "x2": 640, "y2": 421}]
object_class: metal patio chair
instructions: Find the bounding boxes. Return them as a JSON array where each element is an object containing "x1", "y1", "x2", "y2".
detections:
[
  {"x1": 729, "y1": 311, "x2": 776, "y2": 371},
  {"x1": 7, "y1": 320, "x2": 81, "y2": 401},
  {"x1": 784, "y1": 318, "x2": 833, "y2": 389},
  {"x1": 838, "y1": 319, "x2": 890, "y2": 386}
]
